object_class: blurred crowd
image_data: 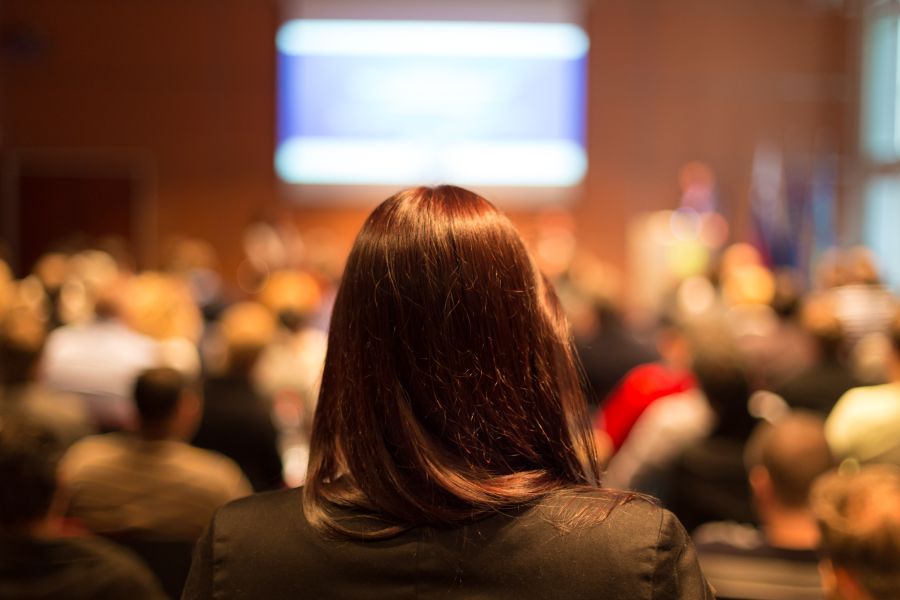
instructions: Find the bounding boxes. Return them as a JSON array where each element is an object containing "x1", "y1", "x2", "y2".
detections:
[{"x1": 2, "y1": 218, "x2": 900, "y2": 598}]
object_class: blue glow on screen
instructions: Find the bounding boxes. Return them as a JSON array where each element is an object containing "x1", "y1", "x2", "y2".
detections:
[{"x1": 275, "y1": 20, "x2": 589, "y2": 187}]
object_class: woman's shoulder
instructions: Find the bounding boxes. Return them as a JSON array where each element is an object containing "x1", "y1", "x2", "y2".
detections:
[
  {"x1": 526, "y1": 487, "x2": 675, "y2": 542},
  {"x1": 478, "y1": 490, "x2": 713, "y2": 599},
  {"x1": 213, "y1": 487, "x2": 305, "y2": 534}
]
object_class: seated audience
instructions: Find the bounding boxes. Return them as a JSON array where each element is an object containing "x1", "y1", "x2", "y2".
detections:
[
  {"x1": 823, "y1": 247, "x2": 897, "y2": 383},
  {"x1": 604, "y1": 332, "x2": 743, "y2": 505},
  {"x1": 811, "y1": 464, "x2": 900, "y2": 600},
  {"x1": 42, "y1": 282, "x2": 160, "y2": 431},
  {"x1": 573, "y1": 297, "x2": 657, "y2": 408},
  {"x1": 256, "y1": 270, "x2": 328, "y2": 434},
  {"x1": 0, "y1": 416, "x2": 165, "y2": 599},
  {"x1": 182, "y1": 186, "x2": 714, "y2": 599},
  {"x1": 694, "y1": 412, "x2": 835, "y2": 599},
  {"x1": 1, "y1": 307, "x2": 92, "y2": 449},
  {"x1": 826, "y1": 312, "x2": 900, "y2": 465},
  {"x1": 125, "y1": 271, "x2": 203, "y2": 377},
  {"x1": 666, "y1": 345, "x2": 759, "y2": 531},
  {"x1": 593, "y1": 315, "x2": 696, "y2": 455},
  {"x1": 193, "y1": 302, "x2": 284, "y2": 491},
  {"x1": 61, "y1": 367, "x2": 251, "y2": 541},
  {"x1": 775, "y1": 297, "x2": 859, "y2": 415}
]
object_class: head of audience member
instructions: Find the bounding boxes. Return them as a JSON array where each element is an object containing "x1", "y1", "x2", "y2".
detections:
[
  {"x1": 844, "y1": 246, "x2": 881, "y2": 286},
  {"x1": 133, "y1": 367, "x2": 201, "y2": 441},
  {"x1": 216, "y1": 301, "x2": 276, "y2": 377},
  {"x1": 125, "y1": 271, "x2": 203, "y2": 343},
  {"x1": 0, "y1": 416, "x2": 65, "y2": 534},
  {"x1": 811, "y1": 465, "x2": 900, "y2": 600},
  {"x1": 0, "y1": 309, "x2": 47, "y2": 388},
  {"x1": 305, "y1": 185, "x2": 602, "y2": 539},
  {"x1": 257, "y1": 270, "x2": 322, "y2": 333},
  {"x1": 691, "y1": 343, "x2": 756, "y2": 439},
  {"x1": 771, "y1": 267, "x2": 804, "y2": 319},
  {"x1": 656, "y1": 314, "x2": 693, "y2": 370},
  {"x1": 800, "y1": 296, "x2": 846, "y2": 363},
  {"x1": 744, "y1": 412, "x2": 835, "y2": 548}
]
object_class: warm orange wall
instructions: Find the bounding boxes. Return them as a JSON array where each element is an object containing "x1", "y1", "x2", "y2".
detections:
[{"x1": 0, "y1": 0, "x2": 855, "y2": 293}]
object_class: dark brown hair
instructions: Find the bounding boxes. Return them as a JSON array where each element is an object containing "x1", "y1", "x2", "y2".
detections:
[
  {"x1": 304, "y1": 186, "x2": 607, "y2": 538},
  {"x1": 133, "y1": 367, "x2": 190, "y2": 425}
]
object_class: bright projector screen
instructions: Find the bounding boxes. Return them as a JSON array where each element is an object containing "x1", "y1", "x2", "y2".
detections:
[{"x1": 275, "y1": 10, "x2": 589, "y2": 200}]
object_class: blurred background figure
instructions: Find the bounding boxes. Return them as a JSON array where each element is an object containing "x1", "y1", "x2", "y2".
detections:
[
  {"x1": 812, "y1": 465, "x2": 900, "y2": 600},
  {"x1": 826, "y1": 312, "x2": 900, "y2": 467},
  {"x1": 40, "y1": 258, "x2": 160, "y2": 432},
  {"x1": 563, "y1": 255, "x2": 658, "y2": 410},
  {"x1": 60, "y1": 367, "x2": 250, "y2": 597},
  {"x1": 255, "y1": 269, "x2": 328, "y2": 485},
  {"x1": 0, "y1": 305, "x2": 92, "y2": 449},
  {"x1": 665, "y1": 341, "x2": 760, "y2": 532},
  {"x1": 593, "y1": 314, "x2": 696, "y2": 462},
  {"x1": 194, "y1": 301, "x2": 284, "y2": 491},
  {"x1": 0, "y1": 415, "x2": 165, "y2": 599},
  {"x1": 124, "y1": 271, "x2": 203, "y2": 378},
  {"x1": 602, "y1": 329, "x2": 710, "y2": 495},
  {"x1": 694, "y1": 412, "x2": 835, "y2": 600},
  {"x1": 61, "y1": 367, "x2": 250, "y2": 539},
  {"x1": 773, "y1": 295, "x2": 859, "y2": 415},
  {"x1": 163, "y1": 236, "x2": 228, "y2": 324},
  {"x1": 821, "y1": 247, "x2": 897, "y2": 384}
]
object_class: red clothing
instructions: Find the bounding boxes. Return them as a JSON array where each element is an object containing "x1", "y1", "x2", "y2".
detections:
[{"x1": 595, "y1": 363, "x2": 696, "y2": 451}]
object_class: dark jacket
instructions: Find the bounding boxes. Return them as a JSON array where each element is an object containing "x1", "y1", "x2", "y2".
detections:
[{"x1": 183, "y1": 488, "x2": 715, "y2": 599}]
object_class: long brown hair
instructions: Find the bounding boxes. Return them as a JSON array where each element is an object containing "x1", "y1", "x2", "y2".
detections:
[{"x1": 304, "y1": 186, "x2": 607, "y2": 538}]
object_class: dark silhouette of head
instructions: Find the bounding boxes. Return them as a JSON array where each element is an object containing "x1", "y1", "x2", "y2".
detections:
[
  {"x1": 133, "y1": 367, "x2": 199, "y2": 439},
  {"x1": 304, "y1": 186, "x2": 602, "y2": 538},
  {"x1": 0, "y1": 417, "x2": 63, "y2": 532},
  {"x1": 691, "y1": 345, "x2": 756, "y2": 440}
]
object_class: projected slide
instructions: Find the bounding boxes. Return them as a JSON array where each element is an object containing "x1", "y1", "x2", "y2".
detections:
[{"x1": 276, "y1": 20, "x2": 588, "y2": 187}]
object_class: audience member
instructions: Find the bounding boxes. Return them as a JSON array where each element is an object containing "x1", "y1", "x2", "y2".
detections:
[
  {"x1": 694, "y1": 412, "x2": 835, "y2": 599},
  {"x1": 193, "y1": 302, "x2": 284, "y2": 491},
  {"x1": 255, "y1": 270, "x2": 329, "y2": 483},
  {"x1": 718, "y1": 249, "x2": 814, "y2": 391},
  {"x1": 826, "y1": 311, "x2": 900, "y2": 465},
  {"x1": 61, "y1": 367, "x2": 251, "y2": 541},
  {"x1": 593, "y1": 315, "x2": 696, "y2": 455},
  {"x1": 603, "y1": 330, "x2": 737, "y2": 501},
  {"x1": 255, "y1": 269, "x2": 328, "y2": 429},
  {"x1": 0, "y1": 416, "x2": 165, "y2": 599},
  {"x1": 1, "y1": 307, "x2": 92, "y2": 449},
  {"x1": 183, "y1": 186, "x2": 714, "y2": 599},
  {"x1": 774, "y1": 296, "x2": 859, "y2": 415},
  {"x1": 125, "y1": 271, "x2": 203, "y2": 377},
  {"x1": 41, "y1": 281, "x2": 160, "y2": 430},
  {"x1": 666, "y1": 344, "x2": 759, "y2": 531},
  {"x1": 574, "y1": 297, "x2": 658, "y2": 407},
  {"x1": 811, "y1": 465, "x2": 900, "y2": 600}
]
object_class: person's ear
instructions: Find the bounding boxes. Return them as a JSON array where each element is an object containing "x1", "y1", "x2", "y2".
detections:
[
  {"x1": 749, "y1": 465, "x2": 773, "y2": 505},
  {"x1": 818, "y1": 559, "x2": 838, "y2": 598},
  {"x1": 838, "y1": 565, "x2": 872, "y2": 600},
  {"x1": 174, "y1": 389, "x2": 203, "y2": 439},
  {"x1": 822, "y1": 559, "x2": 871, "y2": 600}
]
